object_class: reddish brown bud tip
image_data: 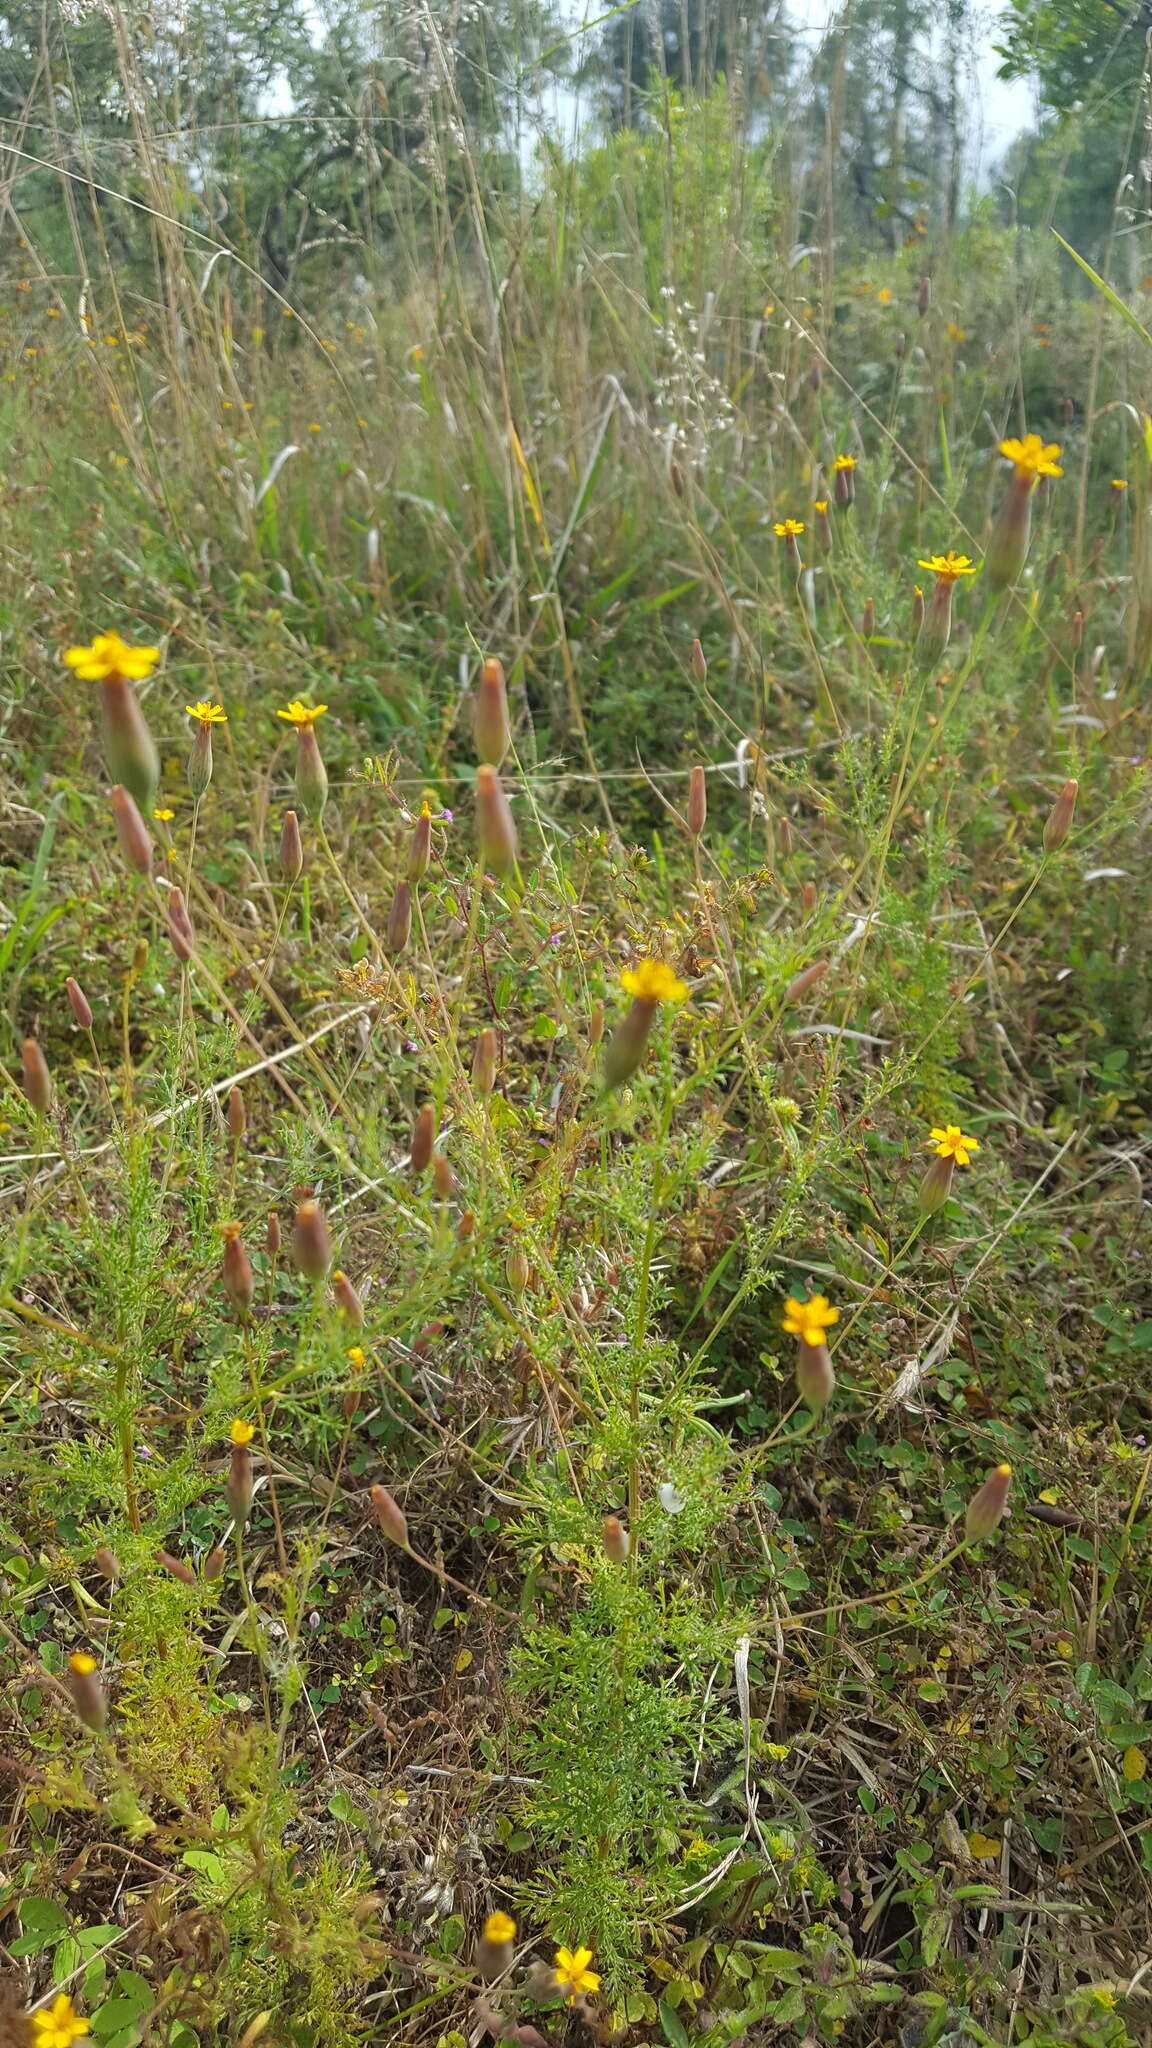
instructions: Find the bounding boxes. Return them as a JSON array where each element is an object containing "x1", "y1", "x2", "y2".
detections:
[
  {"x1": 471, "y1": 1027, "x2": 498, "y2": 1100},
  {"x1": 165, "y1": 885, "x2": 196, "y2": 962},
  {"x1": 457, "y1": 1208, "x2": 476, "y2": 1241},
  {"x1": 279, "y1": 808, "x2": 304, "y2": 881},
  {"x1": 157, "y1": 1548, "x2": 197, "y2": 1586},
  {"x1": 21, "y1": 1037, "x2": 52, "y2": 1115},
  {"x1": 370, "y1": 1483, "x2": 409, "y2": 1547},
  {"x1": 602, "y1": 1514, "x2": 630, "y2": 1563},
  {"x1": 432, "y1": 1151, "x2": 458, "y2": 1200},
  {"x1": 964, "y1": 1462, "x2": 1012, "y2": 1542},
  {"x1": 111, "y1": 784, "x2": 153, "y2": 875},
  {"x1": 332, "y1": 1269, "x2": 365, "y2": 1327},
  {"x1": 1043, "y1": 778, "x2": 1078, "y2": 853},
  {"x1": 687, "y1": 766, "x2": 707, "y2": 838},
  {"x1": 66, "y1": 977, "x2": 94, "y2": 1030},
  {"x1": 690, "y1": 638, "x2": 708, "y2": 684},
  {"x1": 783, "y1": 960, "x2": 828, "y2": 1006},
  {"x1": 222, "y1": 1224, "x2": 255, "y2": 1316},
  {"x1": 93, "y1": 1546, "x2": 120, "y2": 1581},
  {"x1": 203, "y1": 1545, "x2": 227, "y2": 1581},
  {"x1": 266, "y1": 1210, "x2": 281, "y2": 1258},
  {"x1": 227, "y1": 1086, "x2": 247, "y2": 1139},
  {"x1": 292, "y1": 1197, "x2": 332, "y2": 1278},
  {"x1": 409, "y1": 1102, "x2": 436, "y2": 1173},
  {"x1": 475, "y1": 764, "x2": 518, "y2": 876},
  {"x1": 473, "y1": 657, "x2": 511, "y2": 767}
]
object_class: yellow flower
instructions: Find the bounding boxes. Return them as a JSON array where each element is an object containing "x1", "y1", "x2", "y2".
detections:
[
  {"x1": 1090, "y1": 1988, "x2": 1117, "y2": 2010},
  {"x1": 553, "y1": 1946, "x2": 601, "y2": 2002},
  {"x1": 32, "y1": 1995, "x2": 90, "y2": 2048},
  {"x1": 834, "y1": 454, "x2": 858, "y2": 471},
  {"x1": 153, "y1": 807, "x2": 175, "y2": 822},
  {"x1": 946, "y1": 322, "x2": 966, "y2": 341},
  {"x1": 929, "y1": 1124, "x2": 980, "y2": 1166},
  {"x1": 276, "y1": 700, "x2": 328, "y2": 726},
  {"x1": 620, "y1": 959, "x2": 688, "y2": 1004},
  {"x1": 814, "y1": 499, "x2": 828, "y2": 513},
  {"x1": 229, "y1": 1418, "x2": 255, "y2": 1445},
  {"x1": 68, "y1": 1652, "x2": 98, "y2": 1675},
  {"x1": 63, "y1": 631, "x2": 160, "y2": 683},
  {"x1": 185, "y1": 700, "x2": 227, "y2": 725},
  {"x1": 1112, "y1": 477, "x2": 1128, "y2": 490},
  {"x1": 998, "y1": 433, "x2": 1063, "y2": 480},
  {"x1": 877, "y1": 287, "x2": 893, "y2": 305},
  {"x1": 917, "y1": 551, "x2": 978, "y2": 582},
  {"x1": 782, "y1": 1294, "x2": 839, "y2": 1347},
  {"x1": 774, "y1": 518, "x2": 805, "y2": 537},
  {"x1": 347, "y1": 1346, "x2": 366, "y2": 1367},
  {"x1": 483, "y1": 1911, "x2": 517, "y2": 1944}
]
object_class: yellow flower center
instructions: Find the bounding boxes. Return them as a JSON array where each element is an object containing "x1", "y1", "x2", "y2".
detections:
[
  {"x1": 620, "y1": 959, "x2": 688, "y2": 1004},
  {"x1": 68, "y1": 1652, "x2": 98, "y2": 1674},
  {"x1": 229, "y1": 1418, "x2": 255, "y2": 1446},
  {"x1": 928, "y1": 1123, "x2": 981, "y2": 1166},
  {"x1": 483, "y1": 1910, "x2": 517, "y2": 1944}
]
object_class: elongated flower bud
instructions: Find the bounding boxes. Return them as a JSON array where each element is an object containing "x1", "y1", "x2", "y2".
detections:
[
  {"x1": 21, "y1": 1037, "x2": 52, "y2": 1115},
  {"x1": 917, "y1": 579, "x2": 954, "y2": 670},
  {"x1": 809, "y1": 358, "x2": 822, "y2": 392},
  {"x1": 602, "y1": 1514, "x2": 630, "y2": 1563},
  {"x1": 964, "y1": 1462, "x2": 1012, "y2": 1542},
  {"x1": 505, "y1": 1246, "x2": 530, "y2": 1294},
  {"x1": 279, "y1": 808, "x2": 304, "y2": 881},
  {"x1": 1043, "y1": 778, "x2": 1078, "y2": 853},
  {"x1": 918, "y1": 1153, "x2": 955, "y2": 1215},
  {"x1": 432, "y1": 1152, "x2": 457, "y2": 1200},
  {"x1": 815, "y1": 502, "x2": 832, "y2": 553},
  {"x1": 407, "y1": 807, "x2": 433, "y2": 883},
  {"x1": 204, "y1": 1545, "x2": 227, "y2": 1581},
  {"x1": 165, "y1": 886, "x2": 195, "y2": 962},
  {"x1": 834, "y1": 463, "x2": 855, "y2": 509},
  {"x1": 370, "y1": 1483, "x2": 409, "y2": 1547},
  {"x1": 66, "y1": 977, "x2": 93, "y2": 1030},
  {"x1": 158, "y1": 1548, "x2": 197, "y2": 1586},
  {"x1": 783, "y1": 960, "x2": 828, "y2": 1006},
  {"x1": 472, "y1": 1027, "x2": 498, "y2": 1099},
  {"x1": 457, "y1": 1208, "x2": 476, "y2": 1241},
  {"x1": 111, "y1": 785, "x2": 153, "y2": 875},
  {"x1": 410, "y1": 1102, "x2": 436, "y2": 1173},
  {"x1": 911, "y1": 585, "x2": 925, "y2": 634},
  {"x1": 918, "y1": 275, "x2": 931, "y2": 317},
  {"x1": 473, "y1": 657, "x2": 510, "y2": 766},
  {"x1": 266, "y1": 1210, "x2": 281, "y2": 1258},
  {"x1": 101, "y1": 677, "x2": 159, "y2": 812},
  {"x1": 187, "y1": 721, "x2": 214, "y2": 800},
  {"x1": 221, "y1": 1223, "x2": 255, "y2": 1317},
  {"x1": 67, "y1": 1651, "x2": 107, "y2": 1733},
  {"x1": 332, "y1": 1269, "x2": 365, "y2": 1328},
  {"x1": 691, "y1": 639, "x2": 708, "y2": 684},
  {"x1": 386, "y1": 881, "x2": 412, "y2": 954},
  {"x1": 602, "y1": 997, "x2": 658, "y2": 1090},
  {"x1": 985, "y1": 472, "x2": 1033, "y2": 591},
  {"x1": 687, "y1": 766, "x2": 707, "y2": 838},
  {"x1": 475, "y1": 765, "x2": 517, "y2": 875},
  {"x1": 93, "y1": 1546, "x2": 120, "y2": 1581},
  {"x1": 226, "y1": 1418, "x2": 255, "y2": 1522},
  {"x1": 795, "y1": 1339, "x2": 836, "y2": 1413},
  {"x1": 295, "y1": 724, "x2": 328, "y2": 820},
  {"x1": 477, "y1": 1911, "x2": 518, "y2": 1982},
  {"x1": 293, "y1": 1196, "x2": 332, "y2": 1278},
  {"x1": 861, "y1": 598, "x2": 875, "y2": 639},
  {"x1": 227, "y1": 1086, "x2": 246, "y2": 1139},
  {"x1": 1071, "y1": 608, "x2": 1083, "y2": 653}
]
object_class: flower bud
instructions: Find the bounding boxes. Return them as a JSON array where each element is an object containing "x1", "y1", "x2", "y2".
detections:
[
  {"x1": 687, "y1": 766, "x2": 707, "y2": 838},
  {"x1": 432, "y1": 1152, "x2": 457, "y2": 1200},
  {"x1": 332, "y1": 1269, "x2": 365, "y2": 1328},
  {"x1": 410, "y1": 1102, "x2": 436, "y2": 1173},
  {"x1": 1043, "y1": 778, "x2": 1078, "y2": 853},
  {"x1": 221, "y1": 1223, "x2": 255, "y2": 1317},
  {"x1": 477, "y1": 1910, "x2": 518, "y2": 1982},
  {"x1": 387, "y1": 880, "x2": 412, "y2": 954},
  {"x1": 187, "y1": 721, "x2": 214, "y2": 800},
  {"x1": 783, "y1": 960, "x2": 828, "y2": 1006},
  {"x1": 918, "y1": 275, "x2": 931, "y2": 317},
  {"x1": 157, "y1": 1548, "x2": 197, "y2": 1586},
  {"x1": 985, "y1": 472, "x2": 1033, "y2": 590},
  {"x1": 918, "y1": 1152, "x2": 955, "y2": 1215},
  {"x1": 294, "y1": 723, "x2": 328, "y2": 820},
  {"x1": 602, "y1": 1514, "x2": 630, "y2": 1563},
  {"x1": 472, "y1": 1027, "x2": 498, "y2": 1099},
  {"x1": 93, "y1": 1546, "x2": 120, "y2": 1581},
  {"x1": 505, "y1": 1247, "x2": 530, "y2": 1294},
  {"x1": 293, "y1": 1197, "x2": 332, "y2": 1278},
  {"x1": 588, "y1": 1001, "x2": 605, "y2": 1046},
  {"x1": 204, "y1": 1545, "x2": 227, "y2": 1581},
  {"x1": 1071, "y1": 608, "x2": 1083, "y2": 653},
  {"x1": 67, "y1": 1651, "x2": 107, "y2": 1733},
  {"x1": 407, "y1": 807, "x2": 433, "y2": 883},
  {"x1": 475, "y1": 765, "x2": 518, "y2": 876},
  {"x1": 808, "y1": 358, "x2": 822, "y2": 392},
  {"x1": 280, "y1": 808, "x2": 304, "y2": 881},
  {"x1": 916, "y1": 579, "x2": 954, "y2": 670},
  {"x1": 165, "y1": 885, "x2": 196, "y2": 963},
  {"x1": 101, "y1": 677, "x2": 160, "y2": 812},
  {"x1": 861, "y1": 598, "x2": 875, "y2": 639},
  {"x1": 472, "y1": 657, "x2": 511, "y2": 766},
  {"x1": 601, "y1": 997, "x2": 658, "y2": 1090},
  {"x1": 795, "y1": 1340, "x2": 835, "y2": 1413},
  {"x1": 66, "y1": 977, "x2": 94, "y2": 1030},
  {"x1": 690, "y1": 638, "x2": 708, "y2": 684},
  {"x1": 370, "y1": 1483, "x2": 409, "y2": 1547},
  {"x1": 814, "y1": 503, "x2": 832, "y2": 553},
  {"x1": 834, "y1": 463, "x2": 855, "y2": 509},
  {"x1": 911, "y1": 585, "x2": 925, "y2": 634},
  {"x1": 227, "y1": 1086, "x2": 246, "y2": 1139},
  {"x1": 226, "y1": 1418, "x2": 255, "y2": 1522},
  {"x1": 964, "y1": 1462, "x2": 1012, "y2": 1542},
  {"x1": 111, "y1": 785, "x2": 153, "y2": 876},
  {"x1": 457, "y1": 1208, "x2": 476, "y2": 1242},
  {"x1": 266, "y1": 1210, "x2": 281, "y2": 1258},
  {"x1": 21, "y1": 1037, "x2": 52, "y2": 1115}
]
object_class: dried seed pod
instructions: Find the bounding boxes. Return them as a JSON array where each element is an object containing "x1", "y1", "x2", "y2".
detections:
[
  {"x1": 964, "y1": 1463, "x2": 1012, "y2": 1542},
  {"x1": 66, "y1": 977, "x2": 93, "y2": 1030},
  {"x1": 386, "y1": 880, "x2": 412, "y2": 954},
  {"x1": 475, "y1": 765, "x2": 517, "y2": 876},
  {"x1": 279, "y1": 808, "x2": 304, "y2": 881},
  {"x1": 221, "y1": 1223, "x2": 255, "y2": 1317},
  {"x1": 21, "y1": 1037, "x2": 52, "y2": 1115},
  {"x1": 293, "y1": 1197, "x2": 332, "y2": 1278},
  {"x1": 409, "y1": 1102, "x2": 436, "y2": 1173},
  {"x1": 111, "y1": 785, "x2": 153, "y2": 876},
  {"x1": 472, "y1": 656, "x2": 511, "y2": 767},
  {"x1": 1043, "y1": 778, "x2": 1078, "y2": 853},
  {"x1": 686, "y1": 766, "x2": 707, "y2": 838},
  {"x1": 602, "y1": 1515, "x2": 630, "y2": 1563},
  {"x1": 67, "y1": 1651, "x2": 107, "y2": 1732},
  {"x1": 370, "y1": 1483, "x2": 409, "y2": 1547},
  {"x1": 226, "y1": 1418, "x2": 255, "y2": 1523},
  {"x1": 472, "y1": 1027, "x2": 498, "y2": 1099},
  {"x1": 332, "y1": 1269, "x2": 365, "y2": 1328}
]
